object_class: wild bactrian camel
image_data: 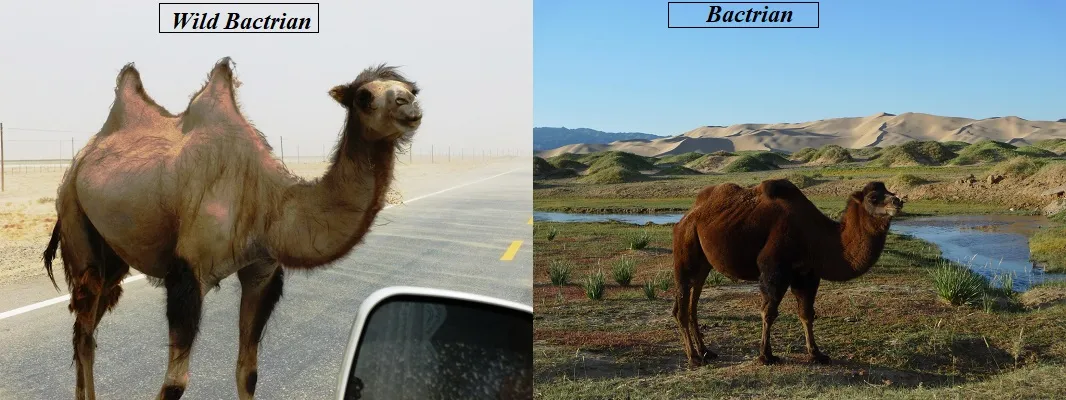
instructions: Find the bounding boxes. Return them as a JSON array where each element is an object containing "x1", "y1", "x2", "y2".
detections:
[
  {"x1": 42, "y1": 57, "x2": 422, "y2": 400},
  {"x1": 672, "y1": 179, "x2": 902, "y2": 367}
]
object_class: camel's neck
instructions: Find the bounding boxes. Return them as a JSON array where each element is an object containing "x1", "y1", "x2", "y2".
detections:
[
  {"x1": 820, "y1": 202, "x2": 891, "y2": 281},
  {"x1": 265, "y1": 124, "x2": 397, "y2": 268}
]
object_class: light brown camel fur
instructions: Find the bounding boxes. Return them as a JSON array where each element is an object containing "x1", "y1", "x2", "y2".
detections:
[
  {"x1": 672, "y1": 179, "x2": 902, "y2": 367},
  {"x1": 41, "y1": 57, "x2": 422, "y2": 400}
]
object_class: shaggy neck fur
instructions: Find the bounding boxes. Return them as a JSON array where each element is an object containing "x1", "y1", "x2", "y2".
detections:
[
  {"x1": 820, "y1": 196, "x2": 892, "y2": 282},
  {"x1": 265, "y1": 110, "x2": 399, "y2": 268}
]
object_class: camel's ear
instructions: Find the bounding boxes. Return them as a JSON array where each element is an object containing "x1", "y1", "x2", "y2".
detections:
[
  {"x1": 329, "y1": 85, "x2": 351, "y2": 107},
  {"x1": 849, "y1": 191, "x2": 865, "y2": 203}
]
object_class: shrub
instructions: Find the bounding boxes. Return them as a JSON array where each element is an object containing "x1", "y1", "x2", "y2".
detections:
[
  {"x1": 721, "y1": 154, "x2": 779, "y2": 173},
  {"x1": 655, "y1": 271, "x2": 671, "y2": 291},
  {"x1": 546, "y1": 227, "x2": 558, "y2": 241},
  {"x1": 707, "y1": 270, "x2": 727, "y2": 287},
  {"x1": 612, "y1": 257, "x2": 636, "y2": 286},
  {"x1": 627, "y1": 230, "x2": 651, "y2": 250},
  {"x1": 931, "y1": 260, "x2": 989, "y2": 306},
  {"x1": 549, "y1": 260, "x2": 572, "y2": 285},
  {"x1": 642, "y1": 281, "x2": 657, "y2": 300},
  {"x1": 583, "y1": 271, "x2": 606, "y2": 300}
]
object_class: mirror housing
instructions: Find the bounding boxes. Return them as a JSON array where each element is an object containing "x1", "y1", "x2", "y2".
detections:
[{"x1": 336, "y1": 286, "x2": 533, "y2": 400}]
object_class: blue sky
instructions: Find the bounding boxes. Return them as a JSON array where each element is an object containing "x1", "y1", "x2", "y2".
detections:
[{"x1": 534, "y1": 0, "x2": 1066, "y2": 136}]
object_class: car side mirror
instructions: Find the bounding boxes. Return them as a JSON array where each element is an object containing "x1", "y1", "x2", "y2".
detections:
[{"x1": 336, "y1": 286, "x2": 533, "y2": 400}]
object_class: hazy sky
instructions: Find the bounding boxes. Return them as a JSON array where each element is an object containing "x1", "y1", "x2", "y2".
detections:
[
  {"x1": 0, "y1": 0, "x2": 532, "y2": 160},
  {"x1": 535, "y1": 0, "x2": 1066, "y2": 136}
]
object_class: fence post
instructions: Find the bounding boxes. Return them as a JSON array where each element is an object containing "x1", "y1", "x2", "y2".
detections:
[
  {"x1": 280, "y1": 136, "x2": 285, "y2": 165},
  {"x1": 431, "y1": 145, "x2": 434, "y2": 164},
  {"x1": 1, "y1": 122, "x2": 5, "y2": 192}
]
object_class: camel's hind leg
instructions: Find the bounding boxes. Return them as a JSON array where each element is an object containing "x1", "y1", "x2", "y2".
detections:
[
  {"x1": 156, "y1": 257, "x2": 205, "y2": 400},
  {"x1": 672, "y1": 228, "x2": 714, "y2": 367},
  {"x1": 756, "y1": 266, "x2": 790, "y2": 365},
  {"x1": 686, "y1": 265, "x2": 716, "y2": 362},
  {"x1": 234, "y1": 263, "x2": 284, "y2": 400},
  {"x1": 64, "y1": 219, "x2": 130, "y2": 400}
]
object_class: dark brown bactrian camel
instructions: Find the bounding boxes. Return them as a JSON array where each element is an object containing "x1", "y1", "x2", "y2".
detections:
[
  {"x1": 41, "y1": 57, "x2": 422, "y2": 400},
  {"x1": 672, "y1": 179, "x2": 902, "y2": 367}
]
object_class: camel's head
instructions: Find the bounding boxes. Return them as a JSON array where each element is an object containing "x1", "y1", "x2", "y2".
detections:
[
  {"x1": 854, "y1": 181, "x2": 903, "y2": 218},
  {"x1": 330, "y1": 65, "x2": 422, "y2": 141}
]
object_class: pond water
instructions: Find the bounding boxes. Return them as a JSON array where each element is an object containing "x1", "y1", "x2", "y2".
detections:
[{"x1": 533, "y1": 212, "x2": 1066, "y2": 291}]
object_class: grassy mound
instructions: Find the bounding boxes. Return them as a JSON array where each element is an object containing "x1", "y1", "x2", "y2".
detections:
[
  {"x1": 849, "y1": 146, "x2": 884, "y2": 160},
  {"x1": 1016, "y1": 146, "x2": 1058, "y2": 158},
  {"x1": 888, "y1": 173, "x2": 931, "y2": 188},
  {"x1": 942, "y1": 140, "x2": 972, "y2": 152},
  {"x1": 772, "y1": 172, "x2": 821, "y2": 189},
  {"x1": 655, "y1": 152, "x2": 704, "y2": 165},
  {"x1": 708, "y1": 150, "x2": 736, "y2": 157},
  {"x1": 546, "y1": 153, "x2": 583, "y2": 163},
  {"x1": 583, "y1": 151, "x2": 656, "y2": 174},
  {"x1": 1032, "y1": 138, "x2": 1066, "y2": 155},
  {"x1": 721, "y1": 154, "x2": 780, "y2": 173},
  {"x1": 534, "y1": 157, "x2": 578, "y2": 179},
  {"x1": 989, "y1": 156, "x2": 1048, "y2": 179},
  {"x1": 579, "y1": 165, "x2": 647, "y2": 184},
  {"x1": 951, "y1": 140, "x2": 1018, "y2": 165},
  {"x1": 654, "y1": 165, "x2": 702, "y2": 176},
  {"x1": 870, "y1": 141, "x2": 958, "y2": 167},
  {"x1": 684, "y1": 154, "x2": 735, "y2": 172},
  {"x1": 737, "y1": 150, "x2": 790, "y2": 167},
  {"x1": 534, "y1": 157, "x2": 555, "y2": 176},
  {"x1": 791, "y1": 144, "x2": 854, "y2": 165},
  {"x1": 551, "y1": 159, "x2": 588, "y2": 171}
]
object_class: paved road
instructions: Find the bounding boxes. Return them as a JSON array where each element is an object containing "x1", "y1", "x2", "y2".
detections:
[{"x1": 0, "y1": 160, "x2": 532, "y2": 399}]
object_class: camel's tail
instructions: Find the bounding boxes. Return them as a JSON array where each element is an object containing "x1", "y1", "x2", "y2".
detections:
[{"x1": 43, "y1": 220, "x2": 62, "y2": 291}]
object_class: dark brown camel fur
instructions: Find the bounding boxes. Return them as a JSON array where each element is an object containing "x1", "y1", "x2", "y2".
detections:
[
  {"x1": 672, "y1": 179, "x2": 902, "y2": 367},
  {"x1": 41, "y1": 57, "x2": 422, "y2": 400}
]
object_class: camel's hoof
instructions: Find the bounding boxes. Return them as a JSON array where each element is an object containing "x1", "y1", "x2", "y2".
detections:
[
  {"x1": 808, "y1": 353, "x2": 832, "y2": 365},
  {"x1": 757, "y1": 354, "x2": 780, "y2": 365},
  {"x1": 700, "y1": 349, "x2": 718, "y2": 361}
]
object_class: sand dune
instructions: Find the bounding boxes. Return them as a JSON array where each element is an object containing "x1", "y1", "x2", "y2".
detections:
[{"x1": 538, "y1": 112, "x2": 1066, "y2": 157}]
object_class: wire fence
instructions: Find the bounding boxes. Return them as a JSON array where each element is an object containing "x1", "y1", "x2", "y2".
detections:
[{"x1": 0, "y1": 124, "x2": 528, "y2": 190}]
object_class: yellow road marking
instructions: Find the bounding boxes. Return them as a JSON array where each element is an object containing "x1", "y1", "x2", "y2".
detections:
[
  {"x1": 500, "y1": 240, "x2": 524, "y2": 261},
  {"x1": 528, "y1": 216, "x2": 533, "y2": 225}
]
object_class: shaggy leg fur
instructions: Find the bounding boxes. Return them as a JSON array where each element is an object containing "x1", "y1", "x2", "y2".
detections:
[
  {"x1": 157, "y1": 259, "x2": 203, "y2": 400},
  {"x1": 67, "y1": 223, "x2": 130, "y2": 400},
  {"x1": 757, "y1": 267, "x2": 790, "y2": 365},
  {"x1": 235, "y1": 264, "x2": 284, "y2": 400},
  {"x1": 791, "y1": 274, "x2": 830, "y2": 364}
]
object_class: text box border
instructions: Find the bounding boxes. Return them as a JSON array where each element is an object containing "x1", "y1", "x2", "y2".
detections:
[
  {"x1": 158, "y1": 2, "x2": 321, "y2": 34},
  {"x1": 667, "y1": 1, "x2": 820, "y2": 29}
]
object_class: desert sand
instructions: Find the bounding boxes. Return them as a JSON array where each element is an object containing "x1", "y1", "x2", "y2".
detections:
[
  {"x1": 538, "y1": 112, "x2": 1066, "y2": 157},
  {"x1": 0, "y1": 156, "x2": 513, "y2": 285}
]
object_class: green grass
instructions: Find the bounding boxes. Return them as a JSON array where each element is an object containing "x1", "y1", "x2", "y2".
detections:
[
  {"x1": 626, "y1": 230, "x2": 651, "y2": 250},
  {"x1": 773, "y1": 171, "x2": 821, "y2": 188},
  {"x1": 1030, "y1": 224, "x2": 1066, "y2": 273},
  {"x1": 611, "y1": 257, "x2": 636, "y2": 286},
  {"x1": 930, "y1": 260, "x2": 989, "y2": 306},
  {"x1": 549, "y1": 260, "x2": 572, "y2": 285},
  {"x1": 653, "y1": 165, "x2": 701, "y2": 176},
  {"x1": 1031, "y1": 138, "x2": 1066, "y2": 155},
  {"x1": 989, "y1": 156, "x2": 1048, "y2": 179},
  {"x1": 889, "y1": 173, "x2": 931, "y2": 188},
  {"x1": 641, "y1": 280, "x2": 658, "y2": 300},
  {"x1": 582, "y1": 151, "x2": 656, "y2": 173},
  {"x1": 582, "y1": 270, "x2": 606, "y2": 300}
]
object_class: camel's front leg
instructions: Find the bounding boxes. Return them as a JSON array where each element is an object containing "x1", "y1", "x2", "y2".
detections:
[
  {"x1": 235, "y1": 264, "x2": 285, "y2": 400},
  {"x1": 757, "y1": 268, "x2": 789, "y2": 365},
  {"x1": 791, "y1": 273, "x2": 830, "y2": 364},
  {"x1": 157, "y1": 258, "x2": 205, "y2": 400}
]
